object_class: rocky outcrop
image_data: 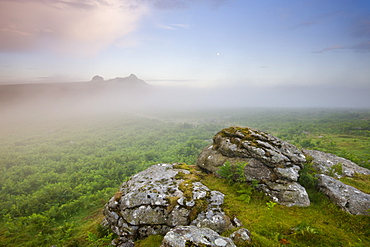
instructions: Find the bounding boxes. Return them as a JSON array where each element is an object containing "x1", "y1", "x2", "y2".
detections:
[
  {"x1": 303, "y1": 149, "x2": 370, "y2": 178},
  {"x1": 197, "y1": 126, "x2": 310, "y2": 207},
  {"x1": 161, "y1": 226, "x2": 236, "y2": 247},
  {"x1": 229, "y1": 228, "x2": 252, "y2": 245},
  {"x1": 316, "y1": 174, "x2": 370, "y2": 215},
  {"x1": 103, "y1": 163, "x2": 234, "y2": 246},
  {"x1": 103, "y1": 126, "x2": 370, "y2": 246}
]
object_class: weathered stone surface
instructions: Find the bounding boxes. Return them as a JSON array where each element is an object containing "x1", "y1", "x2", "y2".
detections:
[
  {"x1": 263, "y1": 181, "x2": 310, "y2": 207},
  {"x1": 316, "y1": 174, "x2": 370, "y2": 215},
  {"x1": 161, "y1": 226, "x2": 236, "y2": 247},
  {"x1": 303, "y1": 149, "x2": 370, "y2": 178},
  {"x1": 197, "y1": 146, "x2": 247, "y2": 175},
  {"x1": 103, "y1": 163, "x2": 233, "y2": 245},
  {"x1": 274, "y1": 165, "x2": 301, "y2": 182},
  {"x1": 230, "y1": 228, "x2": 252, "y2": 244},
  {"x1": 197, "y1": 126, "x2": 310, "y2": 207},
  {"x1": 212, "y1": 126, "x2": 306, "y2": 167},
  {"x1": 243, "y1": 159, "x2": 273, "y2": 181}
]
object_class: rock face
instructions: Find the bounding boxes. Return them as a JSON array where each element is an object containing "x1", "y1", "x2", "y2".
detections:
[
  {"x1": 229, "y1": 228, "x2": 252, "y2": 244},
  {"x1": 161, "y1": 226, "x2": 236, "y2": 247},
  {"x1": 197, "y1": 126, "x2": 310, "y2": 207},
  {"x1": 303, "y1": 149, "x2": 370, "y2": 178},
  {"x1": 316, "y1": 174, "x2": 370, "y2": 215},
  {"x1": 103, "y1": 163, "x2": 233, "y2": 246}
]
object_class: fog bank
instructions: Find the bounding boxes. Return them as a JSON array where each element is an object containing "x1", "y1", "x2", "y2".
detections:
[{"x1": 1, "y1": 77, "x2": 369, "y2": 124}]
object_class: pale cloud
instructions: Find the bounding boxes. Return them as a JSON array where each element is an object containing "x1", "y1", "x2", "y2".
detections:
[
  {"x1": 134, "y1": 0, "x2": 232, "y2": 10},
  {"x1": 348, "y1": 40, "x2": 370, "y2": 53},
  {"x1": 157, "y1": 23, "x2": 190, "y2": 30},
  {"x1": 0, "y1": 0, "x2": 149, "y2": 55},
  {"x1": 315, "y1": 42, "x2": 370, "y2": 53},
  {"x1": 315, "y1": 19, "x2": 370, "y2": 53},
  {"x1": 314, "y1": 45, "x2": 345, "y2": 53}
]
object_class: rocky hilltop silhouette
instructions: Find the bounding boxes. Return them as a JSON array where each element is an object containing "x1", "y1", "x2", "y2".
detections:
[
  {"x1": 0, "y1": 74, "x2": 149, "y2": 100},
  {"x1": 0, "y1": 74, "x2": 152, "y2": 113}
]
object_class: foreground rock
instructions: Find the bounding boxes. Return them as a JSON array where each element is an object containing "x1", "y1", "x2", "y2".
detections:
[
  {"x1": 229, "y1": 228, "x2": 252, "y2": 245},
  {"x1": 161, "y1": 226, "x2": 236, "y2": 247},
  {"x1": 197, "y1": 126, "x2": 310, "y2": 207},
  {"x1": 303, "y1": 149, "x2": 370, "y2": 178},
  {"x1": 103, "y1": 163, "x2": 233, "y2": 246},
  {"x1": 316, "y1": 174, "x2": 370, "y2": 215}
]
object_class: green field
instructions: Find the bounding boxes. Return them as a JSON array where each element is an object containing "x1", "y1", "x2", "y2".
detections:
[{"x1": 0, "y1": 108, "x2": 369, "y2": 246}]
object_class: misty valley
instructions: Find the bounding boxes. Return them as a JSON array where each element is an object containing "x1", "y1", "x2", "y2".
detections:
[{"x1": 0, "y1": 105, "x2": 369, "y2": 246}]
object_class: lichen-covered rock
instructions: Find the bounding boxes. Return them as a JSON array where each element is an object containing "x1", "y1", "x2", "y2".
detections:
[
  {"x1": 212, "y1": 126, "x2": 306, "y2": 167},
  {"x1": 103, "y1": 163, "x2": 233, "y2": 246},
  {"x1": 190, "y1": 188, "x2": 232, "y2": 233},
  {"x1": 263, "y1": 180, "x2": 310, "y2": 207},
  {"x1": 316, "y1": 174, "x2": 370, "y2": 215},
  {"x1": 197, "y1": 126, "x2": 310, "y2": 207},
  {"x1": 230, "y1": 228, "x2": 252, "y2": 244},
  {"x1": 303, "y1": 149, "x2": 370, "y2": 178},
  {"x1": 161, "y1": 226, "x2": 236, "y2": 247}
]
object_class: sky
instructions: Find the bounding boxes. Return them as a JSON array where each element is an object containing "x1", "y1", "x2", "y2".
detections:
[{"x1": 0, "y1": 0, "x2": 369, "y2": 93}]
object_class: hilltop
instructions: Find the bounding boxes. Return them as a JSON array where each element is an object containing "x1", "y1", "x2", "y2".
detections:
[{"x1": 0, "y1": 74, "x2": 150, "y2": 103}]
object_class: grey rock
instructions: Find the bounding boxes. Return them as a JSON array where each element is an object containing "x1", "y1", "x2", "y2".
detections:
[
  {"x1": 316, "y1": 174, "x2": 370, "y2": 215},
  {"x1": 103, "y1": 163, "x2": 233, "y2": 244},
  {"x1": 264, "y1": 181, "x2": 310, "y2": 207},
  {"x1": 303, "y1": 149, "x2": 370, "y2": 178},
  {"x1": 190, "y1": 185, "x2": 233, "y2": 233},
  {"x1": 244, "y1": 159, "x2": 272, "y2": 182},
  {"x1": 230, "y1": 228, "x2": 252, "y2": 244},
  {"x1": 160, "y1": 226, "x2": 236, "y2": 247},
  {"x1": 211, "y1": 127, "x2": 306, "y2": 167},
  {"x1": 197, "y1": 126, "x2": 309, "y2": 207},
  {"x1": 191, "y1": 206, "x2": 232, "y2": 234},
  {"x1": 274, "y1": 165, "x2": 300, "y2": 182},
  {"x1": 231, "y1": 217, "x2": 243, "y2": 228},
  {"x1": 112, "y1": 238, "x2": 134, "y2": 247}
]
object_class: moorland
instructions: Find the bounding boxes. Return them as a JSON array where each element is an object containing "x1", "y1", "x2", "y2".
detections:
[{"x1": 0, "y1": 108, "x2": 369, "y2": 246}]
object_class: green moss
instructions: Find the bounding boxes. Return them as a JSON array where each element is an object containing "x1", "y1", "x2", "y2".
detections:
[
  {"x1": 175, "y1": 171, "x2": 187, "y2": 180},
  {"x1": 135, "y1": 234, "x2": 164, "y2": 247},
  {"x1": 173, "y1": 163, "x2": 190, "y2": 170},
  {"x1": 165, "y1": 196, "x2": 180, "y2": 213},
  {"x1": 189, "y1": 198, "x2": 209, "y2": 222},
  {"x1": 174, "y1": 167, "x2": 213, "y2": 223},
  {"x1": 217, "y1": 126, "x2": 274, "y2": 151},
  {"x1": 178, "y1": 180, "x2": 194, "y2": 200},
  {"x1": 340, "y1": 174, "x2": 370, "y2": 194}
]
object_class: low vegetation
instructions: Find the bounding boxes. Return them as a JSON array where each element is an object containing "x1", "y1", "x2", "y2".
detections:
[
  {"x1": 203, "y1": 174, "x2": 370, "y2": 246},
  {"x1": 0, "y1": 108, "x2": 369, "y2": 246}
]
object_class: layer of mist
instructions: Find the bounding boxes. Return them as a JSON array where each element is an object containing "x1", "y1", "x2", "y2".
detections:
[{"x1": 1, "y1": 75, "x2": 369, "y2": 124}]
